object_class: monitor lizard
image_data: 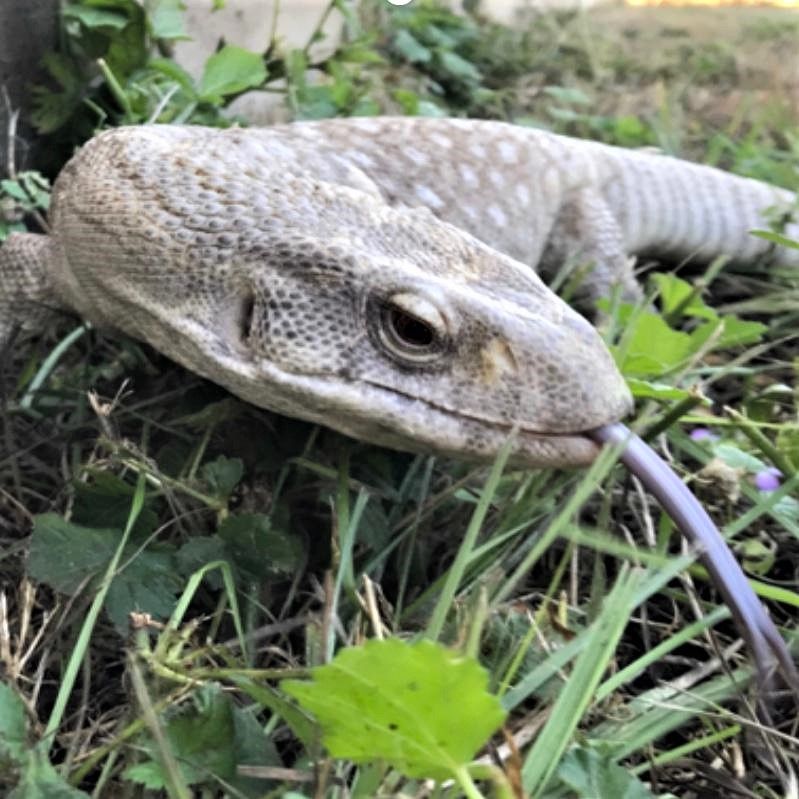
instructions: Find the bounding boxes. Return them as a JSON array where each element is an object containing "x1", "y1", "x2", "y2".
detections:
[
  {"x1": 2, "y1": 117, "x2": 795, "y2": 468},
  {"x1": 1, "y1": 117, "x2": 797, "y2": 694}
]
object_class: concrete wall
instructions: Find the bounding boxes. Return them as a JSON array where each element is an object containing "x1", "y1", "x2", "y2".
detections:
[
  {"x1": 176, "y1": 1, "x2": 340, "y2": 77},
  {"x1": 176, "y1": 0, "x2": 608, "y2": 77}
]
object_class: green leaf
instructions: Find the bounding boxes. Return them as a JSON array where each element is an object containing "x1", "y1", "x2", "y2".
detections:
[
  {"x1": 650, "y1": 273, "x2": 717, "y2": 320},
  {"x1": 147, "y1": 0, "x2": 188, "y2": 40},
  {"x1": 283, "y1": 638, "x2": 506, "y2": 781},
  {"x1": 202, "y1": 455, "x2": 244, "y2": 499},
  {"x1": 0, "y1": 683, "x2": 27, "y2": 766},
  {"x1": 751, "y1": 229, "x2": 799, "y2": 250},
  {"x1": 199, "y1": 45, "x2": 267, "y2": 103},
  {"x1": 1, "y1": 180, "x2": 30, "y2": 203},
  {"x1": 217, "y1": 513, "x2": 304, "y2": 580},
  {"x1": 28, "y1": 515, "x2": 181, "y2": 634},
  {"x1": 558, "y1": 745, "x2": 655, "y2": 798},
  {"x1": 436, "y1": 50, "x2": 481, "y2": 82},
  {"x1": 626, "y1": 378, "x2": 691, "y2": 401},
  {"x1": 335, "y1": 43, "x2": 385, "y2": 65},
  {"x1": 611, "y1": 115, "x2": 652, "y2": 147},
  {"x1": 232, "y1": 677, "x2": 318, "y2": 750},
  {"x1": 711, "y1": 442, "x2": 766, "y2": 473},
  {"x1": 148, "y1": 57, "x2": 197, "y2": 95},
  {"x1": 776, "y1": 427, "x2": 799, "y2": 469},
  {"x1": 392, "y1": 29, "x2": 432, "y2": 63},
  {"x1": 104, "y1": 4, "x2": 149, "y2": 77},
  {"x1": 72, "y1": 472, "x2": 157, "y2": 537},
  {"x1": 176, "y1": 536, "x2": 228, "y2": 586},
  {"x1": 689, "y1": 317, "x2": 766, "y2": 351},
  {"x1": 543, "y1": 86, "x2": 592, "y2": 106},
  {"x1": 104, "y1": 547, "x2": 181, "y2": 633},
  {"x1": 417, "y1": 100, "x2": 447, "y2": 117},
  {"x1": 8, "y1": 744, "x2": 90, "y2": 799},
  {"x1": 616, "y1": 312, "x2": 693, "y2": 377},
  {"x1": 122, "y1": 761, "x2": 165, "y2": 790},
  {"x1": 62, "y1": 6, "x2": 129, "y2": 31},
  {"x1": 228, "y1": 705, "x2": 283, "y2": 794},
  {"x1": 123, "y1": 685, "x2": 236, "y2": 788},
  {"x1": 28, "y1": 515, "x2": 122, "y2": 594},
  {"x1": 164, "y1": 684, "x2": 236, "y2": 783},
  {"x1": 30, "y1": 53, "x2": 84, "y2": 134}
]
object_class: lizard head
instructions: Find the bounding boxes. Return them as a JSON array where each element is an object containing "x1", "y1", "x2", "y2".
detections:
[
  {"x1": 208, "y1": 226, "x2": 633, "y2": 468},
  {"x1": 54, "y1": 125, "x2": 632, "y2": 467}
]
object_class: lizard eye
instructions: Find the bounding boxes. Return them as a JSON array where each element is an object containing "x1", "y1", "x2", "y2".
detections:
[{"x1": 377, "y1": 292, "x2": 448, "y2": 364}]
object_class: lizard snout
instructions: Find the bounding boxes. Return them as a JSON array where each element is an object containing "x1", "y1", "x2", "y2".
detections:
[{"x1": 465, "y1": 300, "x2": 633, "y2": 435}]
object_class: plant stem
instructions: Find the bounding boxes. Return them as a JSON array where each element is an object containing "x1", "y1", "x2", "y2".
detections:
[{"x1": 454, "y1": 765, "x2": 486, "y2": 799}]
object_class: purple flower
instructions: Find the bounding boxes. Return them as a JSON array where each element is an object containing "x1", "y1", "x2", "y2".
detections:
[
  {"x1": 754, "y1": 467, "x2": 782, "y2": 492},
  {"x1": 690, "y1": 428, "x2": 718, "y2": 442}
]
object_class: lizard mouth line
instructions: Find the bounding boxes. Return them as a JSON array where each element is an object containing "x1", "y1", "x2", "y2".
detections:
[{"x1": 359, "y1": 379, "x2": 605, "y2": 439}]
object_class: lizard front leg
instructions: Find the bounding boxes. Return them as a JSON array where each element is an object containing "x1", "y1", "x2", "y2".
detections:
[
  {"x1": 541, "y1": 187, "x2": 642, "y2": 308},
  {"x1": 0, "y1": 232, "x2": 66, "y2": 342}
]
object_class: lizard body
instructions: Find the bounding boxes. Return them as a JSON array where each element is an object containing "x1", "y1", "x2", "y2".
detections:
[{"x1": 1, "y1": 118, "x2": 797, "y2": 466}]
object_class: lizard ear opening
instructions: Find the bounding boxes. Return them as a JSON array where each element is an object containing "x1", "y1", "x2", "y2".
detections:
[{"x1": 237, "y1": 290, "x2": 256, "y2": 347}]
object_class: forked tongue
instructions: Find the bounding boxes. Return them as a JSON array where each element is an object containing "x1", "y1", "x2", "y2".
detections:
[{"x1": 590, "y1": 423, "x2": 798, "y2": 707}]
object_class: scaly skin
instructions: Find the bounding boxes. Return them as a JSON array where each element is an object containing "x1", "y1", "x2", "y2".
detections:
[{"x1": 0, "y1": 119, "x2": 796, "y2": 466}]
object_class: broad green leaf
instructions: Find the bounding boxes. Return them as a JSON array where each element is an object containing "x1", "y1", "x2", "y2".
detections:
[
  {"x1": 335, "y1": 43, "x2": 385, "y2": 65},
  {"x1": 611, "y1": 115, "x2": 652, "y2": 147},
  {"x1": 558, "y1": 745, "x2": 654, "y2": 798},
  {"x1": 28, "y1": 515, "x2": 181, "y2": 634},
  {"x1": 104, "y1": 547, "x2": 182, "y2": 633},
  {"x1": 147, "y1": 0, "x2": 188, "y2": 39},
  {"x1": 202, "y1": 455, "x2": 244, "y2": 499},
  {"x1": 617, "y1": 313, "x2": 693, "y2": 377},
  {"x1": 176, "y1": 536, "x2": 228, "y2": 587},
  {"x1": 228, "y1": 705, "x2": 283, "y2": 795},
  {"x1": 122, "y1": 761, "x2": 165, "y2": 790},
  {"x1": 199, "y1": 45, "x2": 267, "y2": 102},
  {"x1": 436, "y1": 50, "x2": 481, "y2": 82},
  {"x1": 773, "y1": 496, "x2": 799, "y2": 528},
  {"x1": 650, "y1": 273, "x2": 717, "y2": 320},
  {"x1": 72, "y1": 472, "x2": 157, "y2": 536},
  {"x1": 8, "y1": 744, "x2": 90, "y2": 799},
  {"x1": 232, "y1": 677, "x2": 318, "y2": 750},
  {"x1": 28, "y1": 515, "x2": 122, "y2": 594},
  {"x1": 123, "y1": 685, "x2": 236, "y2": 788},
  {"x1": 217, "y1": 513, "x2": 304, "y2": 580},
  {"x1": 689, "y1": 317, "x2": 766, "y2": 351},
  {"x1": 0, "y1": 683, "x2": 27, "y2": 766},
  {"x1": 711, "y1": 442, "x2": 766, "y2": 473},
  {"x1": 30, "y1": 54, "x2": 84, "y2": 134},
  {"x1": 283, "y1": 638, "x2": 506, "y2": 781},
  {"x1": 392, "y1": 29, "x2": 432, "y2": 63},
  {"x1": 62, "y1": 6, "x2": 129, "y2": 30},
  {"x1": 148, "y1": 57, "x2": 197, "y2": 95},
  {"x1": 104, "y1": 3, "x2": 149, "y2": 77},
  {"x1": 1, "y1": 180, "x2": 30, "y2": 202},
  {"x1": 417, "y1": 100, "x2": 447, "y2": 117}
]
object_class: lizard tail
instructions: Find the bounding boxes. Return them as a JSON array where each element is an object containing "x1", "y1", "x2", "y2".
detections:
[{"x1": 0, "y1": 232, "x2": 62, "y2": 343}]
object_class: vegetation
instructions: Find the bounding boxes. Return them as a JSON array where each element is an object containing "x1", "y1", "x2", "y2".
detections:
[{"x1": 1, "y1": 1, "x2": 798, "y2": 797}]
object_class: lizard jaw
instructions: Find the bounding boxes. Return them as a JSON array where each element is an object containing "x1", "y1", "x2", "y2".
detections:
[
  {"x1": 352, "y1": 379, "x2": 627, "y2": 466},
  {"x1": 139, "y1": 316, "x2": 631, "y2": 468}
]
